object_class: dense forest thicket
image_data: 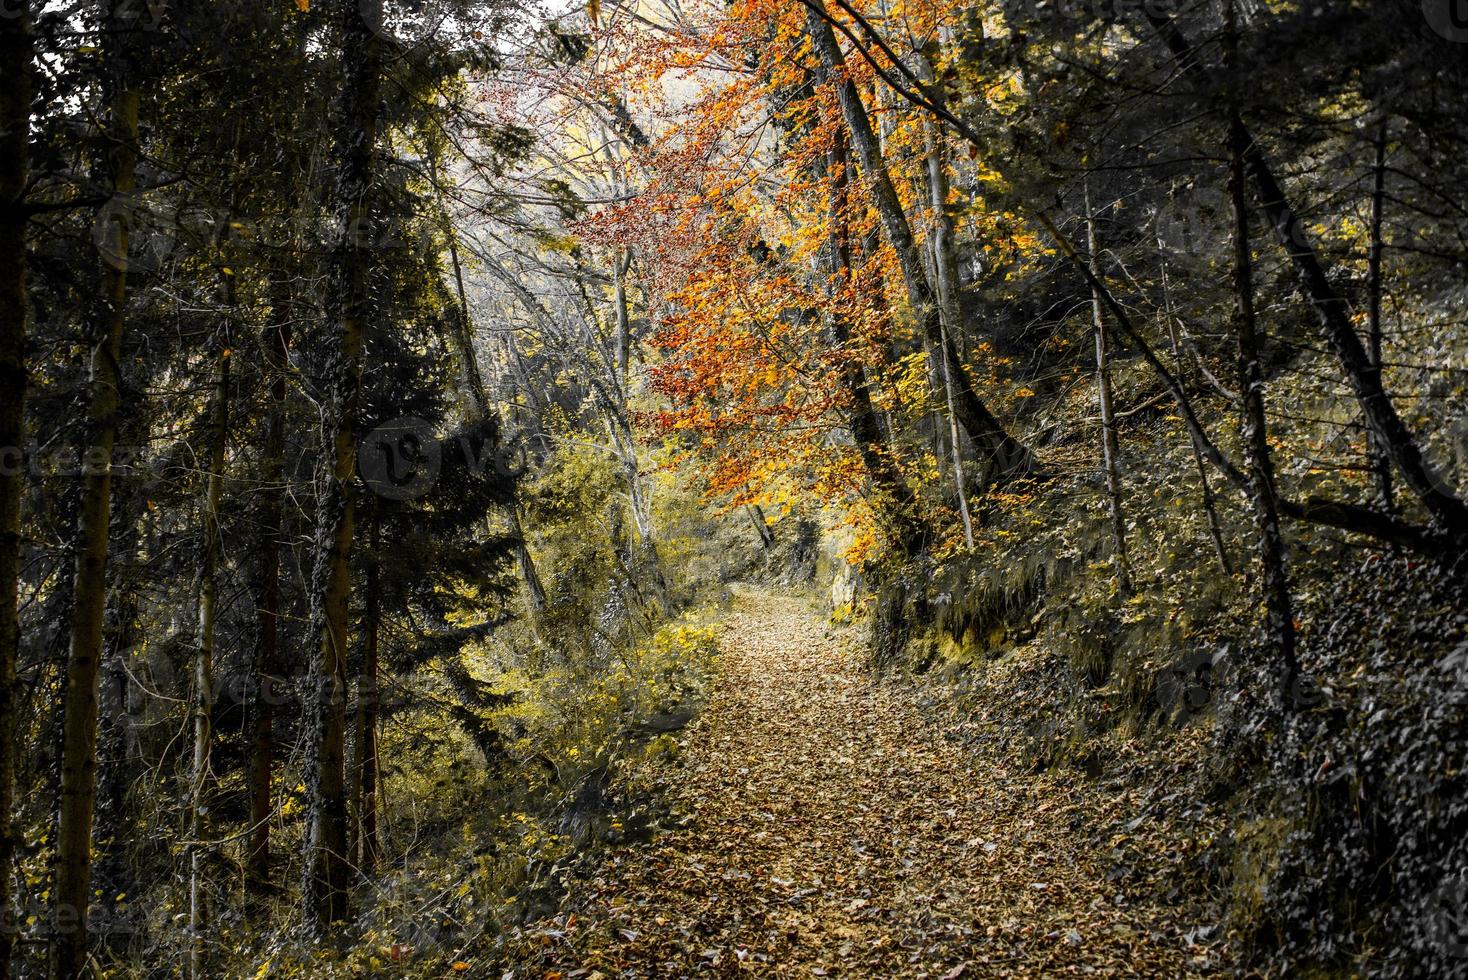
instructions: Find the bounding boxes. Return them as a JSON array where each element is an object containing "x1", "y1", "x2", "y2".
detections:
[{"x1": 1, "y1": 0, "x2": 1466, "y2": 976}]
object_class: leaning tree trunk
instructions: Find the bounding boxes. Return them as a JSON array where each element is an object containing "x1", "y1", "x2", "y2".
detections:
[
  {"x1": 303, "y1": 0, "x2": 382, "y2": 929},
  {"x1": 1365, "y1": 123, "x2": 1394, "y2": 515},
  {"x1": 805, "y1": 0, "x2": 1034, "y2": 485},
  {"x1": 745, "y1": 504, "x2": 775, "y2": 549},
  {"x1": 54, "y1": 16, "x2": 139, "y2": 974},
  {"x1": 189, "y1": 344, "x2": 228, "y2": 978},
  {"x1": 1156, "y1": 235, "x2": 1233, "y2": 575},
  {"x1": 0, "y1": 6, "x2": 31, "y2": 978}
]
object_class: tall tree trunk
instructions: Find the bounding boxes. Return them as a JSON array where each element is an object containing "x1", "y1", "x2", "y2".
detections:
[
  {"x1": 0, "y1": 6, "x2": 31, "y2": 977},
  {"x1": 805, "y1": 1, "x2": 1034, "y2": 485},
  {"x1": 354, "y1": 511, "x2": 381, "y2": 875},
  {"x1": 1148, "y1": 10, "x2": 1468, "y2": 544},
  {"x1": 1085, "y1": 185, "x2": 1132, "y2": 595},
  {"x1": 1229, "y1": 94, "x2": 1298, "y2": 704},
  {"x1": 598, "y1": 130, "x2": 635, "y2": 396},
  {"x1": 246, "y1": 312, "x2": 288, "y2": 904},
  {"x1": 936, "y1": 312, "x2": 974, "y2": 549},
  {"x1": 303, "y1": 0, "x2": 382, "y2": 928},
  {"x1": 506, "y1": 506, "x2": 546, "y2": 614},
  {"x1": 1366, "y1": 122, "x2": 1394, "y2": 515},
  {"x1": 189, "y1": 345, "x2": 228, "y2": 979},
  {"x1": 54, "y1": 15, "x2": 139, "y2": 973},
  {"x1": 917, "y1": 88, "x2": 975, "y2": 549},
  {"x1": 92, "y1": 406, "x2": 148, "y2": 958}
]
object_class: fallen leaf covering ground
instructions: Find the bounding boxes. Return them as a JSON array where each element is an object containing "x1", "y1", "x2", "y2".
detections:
[{"x1": 497, "y1": 591, "x2": 1228, "y2": 978}]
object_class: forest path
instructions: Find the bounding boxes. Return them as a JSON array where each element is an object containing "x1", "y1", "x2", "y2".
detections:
[{"x1": 506, "y1": 590, "x2": 1217, "y2": 978}]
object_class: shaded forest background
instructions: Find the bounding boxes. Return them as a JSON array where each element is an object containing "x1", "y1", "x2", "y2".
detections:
[{"x1": 1, "y1": 0, "x2": 1467, "y2": 976}]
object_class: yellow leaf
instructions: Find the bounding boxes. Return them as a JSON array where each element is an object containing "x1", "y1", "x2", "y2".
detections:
[{"x1": 294, "y1": 0, "x2": 308, "y2": 10}]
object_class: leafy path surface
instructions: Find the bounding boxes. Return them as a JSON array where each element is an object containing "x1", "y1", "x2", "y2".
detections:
[{"x1": 507, "y1": 592, "x2": 1219, "y2": 978}]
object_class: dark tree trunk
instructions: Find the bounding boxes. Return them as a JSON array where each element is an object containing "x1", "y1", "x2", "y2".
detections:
[
  {"x1": 54, "y1": 10, "x2": 139, "y2": 972},
  {"x1": 1366, "y1": 123, "x2": 1394, "y2": 515},
  {"x1": 613, "y1": 246, "x2": 632, "y2": 387},
  {"x1": 92, "y1": 405, "x2": 148, "y2": 960},
  {"x1": 745, "y1": 504, "x2": 775, "y2": 549},
  {"x1": 303, "y1": 0, "x2": 383, "y2": 929},
  {"x1": 0, "y1": 6, "x2": 31, "y2": 977},
  {"x1": 825, "y1": 127, "x2": 924, "y2": 555},
  {"x1": 246, "y1": 312, "x2": 288, "y2": 904},
  {"x1": 189, "y1": 344, "x2": 228, "y2": 978}
]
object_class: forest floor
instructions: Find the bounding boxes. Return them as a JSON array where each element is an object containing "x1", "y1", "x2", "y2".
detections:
[{"x1": 497, "y1": 590, "x2": 1227, "y2": 978}]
